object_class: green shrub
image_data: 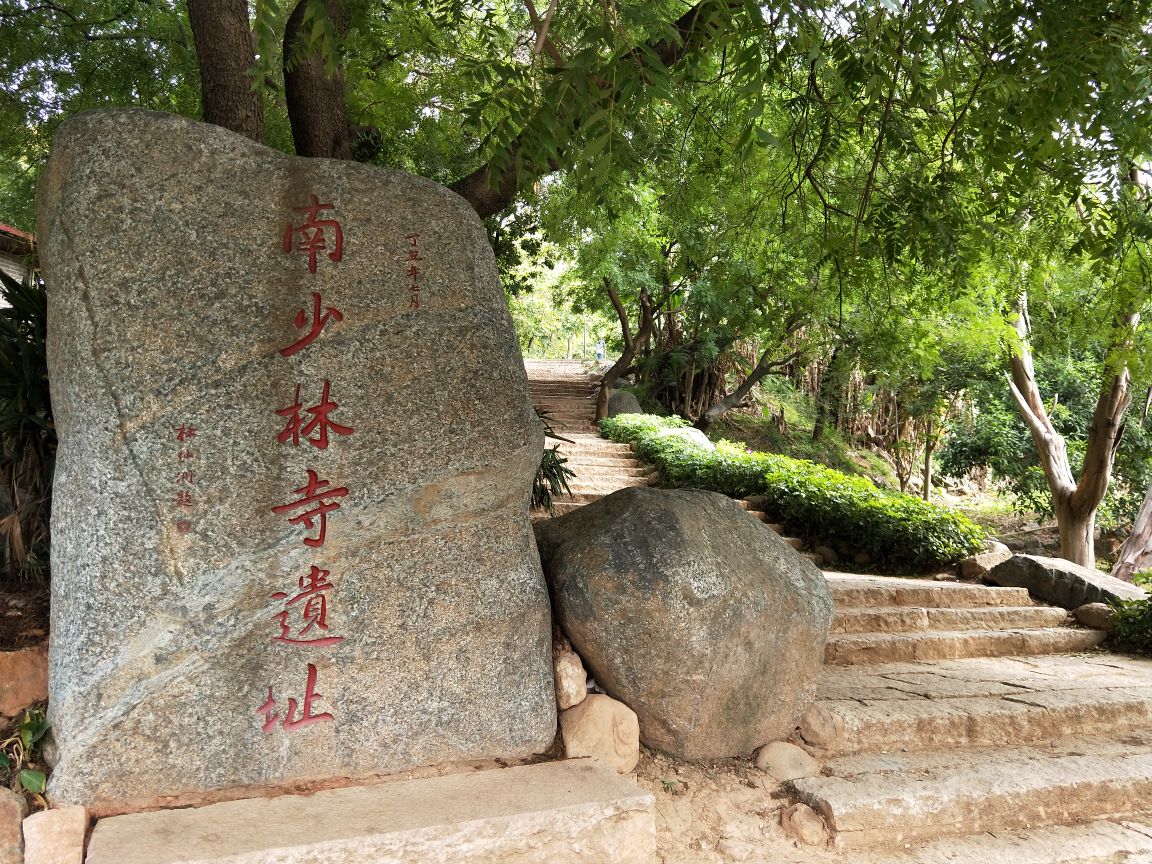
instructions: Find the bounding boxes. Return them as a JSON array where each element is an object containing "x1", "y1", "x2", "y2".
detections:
[
  {"x1": 1112, "y1": 597, "x2": 1152, "y2": 655},
  {"x1": 0, "y1": 269, "x2": 53, "y2": 582},
  {"x1": 600, "y1": 414, "x2": 986, "y2": 570},
  {"x1": 1111, "y1": 573, "x2": 1152, "y2": 655},
  {"x1": 534, "y1": 410, "x2": 575, "y2": 514}
]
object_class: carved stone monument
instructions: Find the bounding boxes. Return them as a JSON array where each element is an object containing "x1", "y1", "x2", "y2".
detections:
[{"x1": 37, "y1": 109, "x2": 555, "y2": 809}]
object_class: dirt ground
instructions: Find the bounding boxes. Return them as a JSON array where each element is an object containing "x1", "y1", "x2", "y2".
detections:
[
  {"x1": 632, "y1": 749, "x2": 846, "y2": 864},
  {"x1": 0, "y1": 583, "x2": 48, "y2": 651}
]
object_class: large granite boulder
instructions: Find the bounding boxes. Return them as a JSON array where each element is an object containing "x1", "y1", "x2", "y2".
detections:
[
  {"x1": 985, "y1": 555, "x2": 1148, "y2": 609},
  {"x1": 607, "y1": 390, "x2": 643, "y2": 417},
  {"x1": 535, "y1": 487, "x2": 833, "y2": 760},
  {"x1": 38, "y1": 109, "x2": 555, "y2": 809}
]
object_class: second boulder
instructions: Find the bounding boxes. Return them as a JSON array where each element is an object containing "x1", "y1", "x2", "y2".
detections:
[{"x1": 535, "y1": 487, "x2": 833, "y2": 761}]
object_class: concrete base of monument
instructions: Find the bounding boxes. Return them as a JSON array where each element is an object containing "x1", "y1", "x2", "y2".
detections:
[{"x1": 83, "y1": 759, "x2": 656, "y2": 864}]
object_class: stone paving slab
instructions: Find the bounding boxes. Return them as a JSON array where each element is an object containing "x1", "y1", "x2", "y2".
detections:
[
  {"x1": 825, "y1": 626, "x2": 1106, "y2": 664},
  {"x1": 790, "y1": 742, "x2": 1152, "y2": 849},
  {"x1": 84, "y1": 760, "x2": 655, "y2": 864},
  {"x1": 831, "y1": 605, "x2": 1068, "y2": 634},
  {"x1": 825, "y1": 574, "x2": 1034, "y2": 609},
  {"x1": 802, "y1": 655, "x2": 1152, "y2": 754},
  {"x1": 870, "y1": 818, "x2": 1152, "y2": 864}
]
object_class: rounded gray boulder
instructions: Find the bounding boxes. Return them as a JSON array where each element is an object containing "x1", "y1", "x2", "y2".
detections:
[
  {"x1": 607, "y1": 390, "x2": 643, "y2": 417},
  {"x1": 534, "y1": 487, "x2": 834, "y2": 761}
]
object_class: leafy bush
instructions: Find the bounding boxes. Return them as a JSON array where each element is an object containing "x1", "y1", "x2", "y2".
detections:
[
  {"x1": 1111, "y1": 573, "x2": 1152, "y2": 655},
  {"x1": 601, "y1": 414, "x2": 985, "y2": 570},
  {"x1": 0, "y1": 269, "x2": 53, "y2": 582},
  {"x1": 533, "y1": 410, "x2": 575, "y2": 514},
  {"x1": 1, "y1": 706, "x2": 48, "y2": 806}
]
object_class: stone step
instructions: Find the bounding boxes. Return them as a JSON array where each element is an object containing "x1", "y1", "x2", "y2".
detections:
[
  {"x1": 85, "y1": 761, "x2": 656, "y2": 864},
  {"x1": 565, "y1": 470, "x2": 649, "y2": 483},
  {"x1": 871, "y1": 818, "x2": 1152, "y2": 864},
  {"x1": 825, "y1": 626, "x2": 1106, "y2": 665},
  {"x1": 558, "y1": 492, "x2": 613, "y2": 504},
  {"x1": 541, "y1": 423, "x2": 596, "y2": 429},
  {"x1": 549, "y1": 501, "x2": 588, "y2": 515},
  {"x1": 559, "y1": 454, "x2": 647, "y2": 467},
  {"x1": 789, "y1": 739, "x2": 1152, "y2": 850},
  {"x1": 541, "y1": 417, "x2": 595, "y2": 423},
  {"x1": 801, "y1": 655, "x2": 1152, "y2": 756},
  {"x1": 565, "y1": 464, "x2": 650, "y2": 478},
  {"x1": 566, "y1": 474, "x2": 651, "y2": 487},
  {"x1": 827, "y1": 573, "x2": 1034, "y2": 610},
  {"x1": 831, "y1": 605, "x2": 1070, "y2": 635},
  {"x1": 546, "y1": 437, "x2": 633, "y2": 454},
  {"x1": 566, "y1": 478, "x2": 651, "y2": 494}
]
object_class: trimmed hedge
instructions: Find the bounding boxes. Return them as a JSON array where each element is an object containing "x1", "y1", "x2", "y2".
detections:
[{"x1": 600, "y1": 414, "x2": 986, "y2": 571}]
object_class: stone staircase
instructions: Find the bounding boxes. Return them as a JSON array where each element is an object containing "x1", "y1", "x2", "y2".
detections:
[
  {"x1": 737, "y1": 499, "x2": 821, "y2": 566},
  {"x1": 525, "y1": 361, "x2": 813, "y2": 564},
  {"x1": 790, "y1": 574, "x2": 1152, "y2": 860},
  {"x1": 526, "y1": 360, "x2": 653, "y2": 516},
  {"x1": 823, "y1": 573, "x2": 1106, "y2": 664},
  {"x1": 526, "y1": 358, "x2": 1152, "y2": 862}
]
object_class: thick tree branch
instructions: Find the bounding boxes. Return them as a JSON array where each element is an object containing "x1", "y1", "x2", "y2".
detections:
[
  {"x1": 596, "y1": 286, "x2": 654, "y2": 420},
  {"x1": 525, "y1": 0, "x2": 565, "y2": 66},
  {"x1": 451, "y1": 0, "x2": 743, "y2": 217},
  {"x1": 696, "y1": 347, "x2": 803, "y2": 432},
  {"x1": 606, "y1": 277, "x2": 633, "y2": 346},
  {"x1": 1071, "y1": 313, "x2": 1137, "y2": 513}
]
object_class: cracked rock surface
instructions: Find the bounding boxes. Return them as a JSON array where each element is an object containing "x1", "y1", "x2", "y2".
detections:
[{"x1": 37, "y1": 108, "x2": 554, "y2": 810}]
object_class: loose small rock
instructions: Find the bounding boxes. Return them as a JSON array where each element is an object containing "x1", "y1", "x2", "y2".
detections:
[
  {"x1": 755, "y1": 741, "x2": 820, "y2": 781},
  {"x1": 1075, "y1": 602, "x2": 1116, "y2": 632},
  {"x1": 781, "y1": 802, "x2": 829, "y2": 846},
  {"x1": 0, "y1": 788, "x2": 27, "y2": 864},
  {"x1": 554, "y1": 650, "x2": 588, "y2": 710},
  {"x1": 560, "y1": 694, "x2": 640, "y2": 774},
  {"x1": 21, "y1": 805, "x2": 88, "y2": 864}
]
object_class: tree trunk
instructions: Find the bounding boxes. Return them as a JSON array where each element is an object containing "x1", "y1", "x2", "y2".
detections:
[
  {"x1": 1006, "y1": 294, "x2": 1135, "y2": 568},
  {"x1": 1055, "y1": 493, "x2": 1097, "y2": 568},
  {"x1": 812, "y1": 346, "x2": 849, "y2": 442},
  {"x1": 921, "y1": 417, "x2": 934, "y2": 502},
  {"x1": 186, "y1": 0, "x2": 264, "y2": 142},
  {"x1": 283, "y1": 0, "x2": 351, "y2": 159},
  {"x1": 695, "y1": 346, "x2": 802, "y2": 433},
  {"x1": 1112, "y1": 479, "x2": 1152, "y2": 582},
  {"x1": 596, "y1": 284, "x2": 653, "y2": 420}
]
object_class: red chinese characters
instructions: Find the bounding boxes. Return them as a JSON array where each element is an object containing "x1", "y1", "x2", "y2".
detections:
[
  {"x1": 258, "y1": 663, "x2": 335, "y2": 732},
  {"x1": 270, "y1": 566, "x2": 345, "y2": 647},
  {"x1": 405, "y1": 233, "x2": 423, "y2": 309},
  {"x1": 172, "y1": 424, "x2": 199, "y2": 533},
  {"x1": 283, "y1": 194, "x2": 344, "y2": 273},
  {"x1": 262, "y1": 192, "x2": 354, "y2": 735},
  {"x1": 280, "y1": 292, "x2": 344, "y2": 358},
  {"x1": 276, "y1": 380, "x2": 354, "y2": 449},
  {"x1": 271, "y1": 468, "x2": 349, "y2": 549}
]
